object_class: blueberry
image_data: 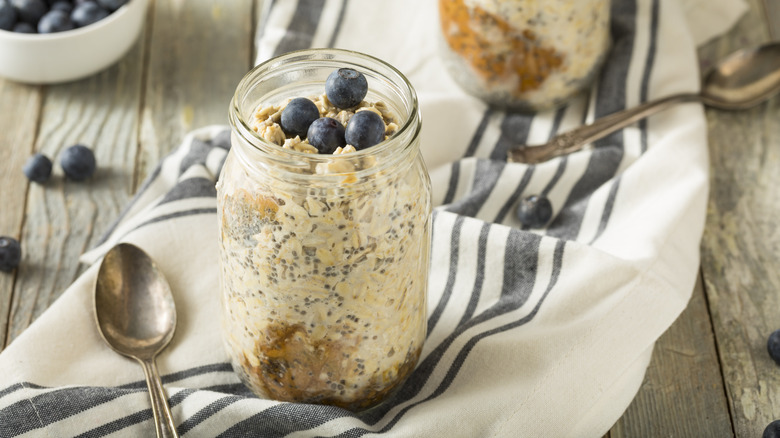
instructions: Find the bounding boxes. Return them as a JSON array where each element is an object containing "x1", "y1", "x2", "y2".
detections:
[
  {"x1": 13, "y1": 21, "x2": 35, "y2": 32},
  {"x1": 280, "y1": 97, "x2": 319, "y2": 139},
  {"x1": 0, "y1": 0, "x2": 17, "y2": 30},
  {"x1": 23, "y1": 153, "x2": 53, "y2": 183},
  {"x1": 765, "y1": 420, "x2": 780, "y2": 438},
  {"x1": 70, "y1": 1, "x2": 109, "y2": 27},
  {"x1": 38, "y1": 9, "x2": 75, "y2": 32},
  {"x1": 0, "y1": 236, "x2": 21, "y2": 273},
  {"x1": 11, "y1": 0, "x2": 47, "y2": 25},
  {"x1": 345, "y1": 111, "x2": 385, "y2": 150},
  {"x1": 516, "y1": 194, "x2": 553, "y2": 228},
  {"x1": 325, "y1": 68, "x2": 368, "y2": 109},
  {"x1": 49, "y1": 0, "x2": 72, "y2": 13},
  {"x1": 60, "y1": 144, "x2": 96, "y2": 181},
  {"x1": 768, "y1": 329, "x2": 780, "y2": 365},
  {"x1": 212, "y1": 129, "x2": 231, "y2": 150},
  {"x1": 96, "y1": 0, "x2": 126, "y2": 11},
  {"x1": 307, "y1": 117, "x2": 346, "y2": 154}
]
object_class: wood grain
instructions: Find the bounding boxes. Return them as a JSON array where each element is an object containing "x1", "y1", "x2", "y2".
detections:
[
  {"x1": 136, "y1": 0, "x2": 254, "y2": 184},
  {"x1": 0, "y1": 82, "x2": 42, "y2": 349},
  {"x1": 4, "y1": 30, "x2": 147, "y2": 345},
  {"x1": 609, "y1": 0, "x2": 772, "y2": 434},
  {"x1": 699, "y1": 0, "x2": 780, "y2": 435},
  {"x1": 608, "y1": 275, "x2": 733, "y2": 437}
]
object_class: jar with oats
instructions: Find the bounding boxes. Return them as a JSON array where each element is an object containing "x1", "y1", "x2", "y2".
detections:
[
  {"x1": 438, "y1": 0, "x2": 611, "y2": 111},
  {"x1": 217, "y1": 49, "x2": 431, "y2": 411}
]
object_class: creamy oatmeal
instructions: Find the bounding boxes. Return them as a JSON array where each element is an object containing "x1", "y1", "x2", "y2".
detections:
[{"x1": 217, "y1": 91, "x2": 430, "y2": 410}]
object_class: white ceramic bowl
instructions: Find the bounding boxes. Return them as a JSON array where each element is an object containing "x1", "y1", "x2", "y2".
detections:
[{"x1": 0, "y1": 0, "x2": 148, "y2": 84}]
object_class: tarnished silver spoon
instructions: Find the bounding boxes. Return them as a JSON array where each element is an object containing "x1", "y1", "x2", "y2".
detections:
[
  {"x1": 507, "y1": 41, "x2": 780, "y2": 164},
  {"x1": 94, "y1": 243, "x2": 179, "y2": 438}
]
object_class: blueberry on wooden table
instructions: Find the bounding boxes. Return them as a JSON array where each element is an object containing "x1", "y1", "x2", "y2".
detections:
[
  {"x1": 345, "y1": 111, "x2": 385, "y2": 150},
  {"x1": 60, "y1": 144, "x2": 96, "y2": 181},
  {"x1": 325, "y1": 68, "x2": 368, "y2": 109},
  {"x1": 70, "y1": 0, "x2": 109, "y2": 27},
  {"x1": 11, "y1": 0, "x2": 47, "y2": 25},
  {"x1": 308, "y1": 117, "x2": 346, "y2": 154},
  {"x1": 23, "y1": 153, "x2": 53, "y2": 183},
  {"x1": 0, "y1": 236, "x2": 21, "y2": 273},
  {"x1": 516, "y1": 194, "x2": 553, "y2": 228},
  {"x1": 764, "y1": 420, "x2": 780, "y2": 438},
  {"x1": 768, "y1": 329, "x2": 780, "y2": 365},
  {"x1": 280, "y1": 97, "x2": 320, "y2": 139},
  {"x1": 38, "y1": 9, "x2": 74, "y2": 33},
  {"x1": 0, "y1": 0, "x2": 17, "y2": 30}
]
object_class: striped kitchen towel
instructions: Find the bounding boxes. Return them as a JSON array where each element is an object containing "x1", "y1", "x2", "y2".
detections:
[{"x1": 0, "y1": 0, "x2": 746, "y2": 436}]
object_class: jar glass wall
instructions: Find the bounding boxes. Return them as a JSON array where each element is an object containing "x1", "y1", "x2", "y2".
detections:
[
  {"x1": 439, "y1": 0, "x2": 611, "y2": 111},
  {"x1": 218, "y1": 49, "x2": 431, "y2": 411}
]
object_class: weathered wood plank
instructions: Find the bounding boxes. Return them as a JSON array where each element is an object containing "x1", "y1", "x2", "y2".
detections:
[
  {"x1": 137, "y1": 0, "x2": 254, "y2": 184},
  {"x1": 609, "y1": 275, "x2": 733, "y2": 437},
  {"x1": 761, "y1": 0, "x2": 780, "y2": 39},
  {"x1": 0, "y1": 81, "x2": 42, "y2": 350},
  {"x1": 699, "y1": 0, "x2": 780, "y2": 435},
  {"x1": 4, "y1": 33, "x2": 147, "y2": 345}
]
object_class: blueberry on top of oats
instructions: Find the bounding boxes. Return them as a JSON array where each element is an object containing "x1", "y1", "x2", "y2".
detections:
[
  {"x1": 345, "y1": 110, "x2": 385, "y2": 150},
  {"x1": 307, "y1": 117, "x2": 346, "y2": 154},
  {"x1": 280, "y1": 97, "x2": 320, "y2": 138},
  {"x1": 326, "y1": 68, "x2": 368, "y2": 109}
]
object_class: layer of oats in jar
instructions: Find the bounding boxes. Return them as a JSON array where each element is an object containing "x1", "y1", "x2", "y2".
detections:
[
  {"x1": 217, "y1": 68, "x2": 429, "y2": 411},
  {"x1": 439, "y1": 0, "x2": 611, "y2": 110}
]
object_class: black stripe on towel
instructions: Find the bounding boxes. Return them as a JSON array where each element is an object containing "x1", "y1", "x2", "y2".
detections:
[
  {"x1": 546, "y1": 0, "x2": 639, "y2": 241},
  {"x1": 442, "y1": 108, "x2": 494, "y2": 206},
  {"x1": 639, "y1": 0, "x2": 661, "y2": 154},
  {"x1": 426, "y1": 215, "x2": 465, "y2": 335},
  {"x1": 0, "y1": 363, "x2": 238, "y2": 437},
  {"x1": 593, "y1": 0, "x2": 660, "y2": 243},
  {"x1": 456, "y1": 222, "x2": 491, "y2": 326},
  {"x1": 327, "y1": 0, "x2": 350, "y2": 48},
  {"x1": 273, "y1": 0, "x2": 326, "y2": 56}
]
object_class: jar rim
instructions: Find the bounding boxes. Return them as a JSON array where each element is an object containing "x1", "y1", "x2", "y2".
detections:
[{"x1": 229, "y1": 48, "x2": 421, "y2": 170}]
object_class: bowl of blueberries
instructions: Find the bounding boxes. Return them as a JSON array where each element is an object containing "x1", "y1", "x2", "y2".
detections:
[{"x1": 0, "y1": 0, "x2": 147, "y2": 84}]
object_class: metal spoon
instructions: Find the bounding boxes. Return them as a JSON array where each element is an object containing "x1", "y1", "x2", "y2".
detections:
[
  {"x1": 507, "y1": 41, "x2": 780, "y2": 164},
  {"x1": 94, "y1": 243, "x2": 179, "y2": 438}
]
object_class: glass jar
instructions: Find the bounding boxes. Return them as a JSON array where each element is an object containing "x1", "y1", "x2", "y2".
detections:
[
  {"x1": 217, "y1": 49, "x2": 431, "y2": 411},
  {"x1": 438, "y1": 0, "x2": 611, "y2": 111}
]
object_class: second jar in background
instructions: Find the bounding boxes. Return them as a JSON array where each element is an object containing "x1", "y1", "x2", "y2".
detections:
[{"x1": 439, "y1": 0, "x2": 611, "y2": 111}]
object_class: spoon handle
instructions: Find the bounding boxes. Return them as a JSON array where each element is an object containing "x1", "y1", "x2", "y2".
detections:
[
  {"x1": 506, "y1": 92, "x2": 701, "y2": 164},
  {"x1": 139, "y1": 358, "x2": 180, "y2": 438}
]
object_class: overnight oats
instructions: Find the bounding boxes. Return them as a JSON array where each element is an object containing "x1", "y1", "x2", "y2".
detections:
[
  {"x1": 218, "y1": 49, "x2": 431, "y2": 411},
  {"x1": 439, "y1": 0, "x2": 611, "y2": 110}
]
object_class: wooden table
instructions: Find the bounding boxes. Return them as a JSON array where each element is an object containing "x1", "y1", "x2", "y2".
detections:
[{"x1": 0, "y1": 1, "x2": 777, "y2": 436}]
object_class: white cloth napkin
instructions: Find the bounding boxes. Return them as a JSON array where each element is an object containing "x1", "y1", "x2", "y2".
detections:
[{"x1": 0, "y1": 0, "x2": 747, "y2": 436}]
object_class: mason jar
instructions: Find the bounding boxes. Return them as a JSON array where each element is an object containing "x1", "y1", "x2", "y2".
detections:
[
  {"x1": 217, "y1": 49, "x2": 431, "y2": 411},
  {"x1": 438, "y1": 0, "x2": 611, "y2": 111}
]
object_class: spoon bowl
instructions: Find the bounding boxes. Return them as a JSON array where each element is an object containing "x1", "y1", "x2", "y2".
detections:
[
  {"x1": 702, "y1": 42, "x2": 780, "y2": 110},
  {"x1": 508, "y1": 41, "x2": 780, "y2": 163},
  {"x1": 95, "y1": 243, "x2": 176, "y2": 359},
  {"x1": 94, "y1": 243, "x2": 179, "y2": 438}
]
